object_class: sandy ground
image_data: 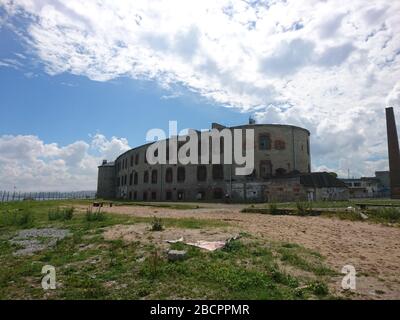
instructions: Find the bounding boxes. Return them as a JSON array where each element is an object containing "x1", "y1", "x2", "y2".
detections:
[{"x1": 80, "y1": 204, "x2": 400, "y2": 299}]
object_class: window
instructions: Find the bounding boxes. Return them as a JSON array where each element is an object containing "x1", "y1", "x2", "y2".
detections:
[
  {"x1": 133, "y1": 191, "x2": 137, "y2": 200},
  {"x1": 129, "y1": 173, "x2": 133, "y2": 186},
  {"x1": 274, "y1": 140, "x2": 285, "y2": 150},
  {"x1": 165, "y1": 168, "x2": 173, "y2": 183},
  {"x1": 259, "y1": 134, "x2": 271, "y2": 150},
  {"x1": 212, "y1": 164, "x2": 224, "y2": 180},
  {"x1": 306, "y1": 139, "x2": 310, "y2": 155},
  {"x1": 197, "y1": 165, "x2": 207, "y2": 182},
  {"x1": 177, "y1": 190, "x2": 185, "y2": 201},
  {"x1": 177, "y1": 167, "x2": 185, "y2": 182},
  {"x1": 135, "y1": 154, "x2": 139, "y2": 165},
  {"x1": 144, "y1": 171, "x2": 149, "y2": 183},
  {"x1": 260, "y1": 160, "x2": 272, "y2": 178},
  {"x1": 151, "y1": 169, "x2": 158, "y2": 184},
  {"x1": 117, "y1": 177, "x2": 120, "y2": 187},
  {"x1": 143, "y1": 191, "x2": 148, "y2": 201},
  {"x1": 130, "y1": 155, "x2": 134, "y2": 167},
  {"x1": 129, "y1": 191, "x2": 132, "y2": 200},
  {"x1": 196, "y1": 190, "x2": 205, "y2": 200},
  {"x1": 213, "y1": 188, "x2": 223, "y2": 199},
  {"x1": 134, "y1": 172, "x2": 138, "y2": 185},
  {"x1": 166, "y1": 191, "x2": 172, "y2": 201},
  {"x1": 151, "y1": 191, "x2": 157, "y2": 200}
]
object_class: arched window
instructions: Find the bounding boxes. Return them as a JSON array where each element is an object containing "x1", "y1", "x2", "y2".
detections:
[
  {"x1": 165, "y1": 168, "x2": 173, "y2": 183},
  {"x1": 197, "y1": 165, "x2": 207, "y2": 182},
  {"x1": 177, "y1": 167, "x2": 185, "y2": 182},
  {"x1": 134, "y1": 172, "x2": 138, "y2": 185},
  {"x1": 212, "y1": 164, "x2": 224, "y2": 180},
  {"x1": 144, "y1": 171, "x2": 149, "y2": 183},
  {"x1": 151, "y1": 169, "x2": 158, "y2": 184},
  {"x1": 259, "y1": 133, "x2": 271, "y2": 150}
]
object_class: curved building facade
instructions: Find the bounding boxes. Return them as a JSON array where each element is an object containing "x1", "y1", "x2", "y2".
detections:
[{"x1": 97, "y1": 122, "x2": 311, "y2": 202}]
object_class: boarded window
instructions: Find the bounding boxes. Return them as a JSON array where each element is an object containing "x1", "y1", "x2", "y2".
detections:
[
  {"x1": 177, "y1": 167, "x2": 185, "y2": 182},
  {"x1": 274, "y1": 140, "x2": 285, "y2": 150},
  {"x1": 212, "y1": 164, "x2": 224, "y2": 180},
  {"x1": 143, "y1": 171, "x2": 149, "y2": 183},
  {"x1": 151, "y1": 170, "x2": 158, "y2": 184},
  {"x1": 260, "y1": 160, "x2": 272, "y2": 178},
  {"x1": 259, "y1": 134, "x2": 271, "y2": 150},
  {"x1": 165, "y1": 168, "x2": 173, "y2": 183},
  {"x1": 197, "y1": 165, "x2": 207, "y2": 182}
]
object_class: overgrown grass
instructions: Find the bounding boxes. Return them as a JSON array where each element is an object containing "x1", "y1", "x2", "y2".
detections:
[
  {"x1": 85, "y1": 207, "x2": 106, "y2": 222},
  {"x1": 0, "y1": 200, "x2": 335, "y2": 300},
  {"x1": 48, "y1": 207, "x2": 74, "y2": 221},
  {"x1": 0, "y1": 209, "x2": 34, "y2": 227}
]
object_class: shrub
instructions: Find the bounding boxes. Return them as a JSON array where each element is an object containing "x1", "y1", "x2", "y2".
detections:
[
  {"x1": 296, "y1": 202, "x2": 312, "y2": 216},
  {"x1": 150, "y1": 216, "x2": 163, "y2": 231},
  {"x1": 268, "y1": 203, "x2": 280, "y2": 215},
  {"x1": 309, "y1": 281, "x2": 329, "y2": 296},
  {"x1": 85, "y1": 206, "x2": 105, "y2": 222},
  {"x1": 48, "y1": 207, "x2": 74, "y2": 221}
]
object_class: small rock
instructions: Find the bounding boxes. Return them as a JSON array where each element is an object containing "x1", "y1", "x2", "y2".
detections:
[{"x1": 167, "y1": 250, "x2": 187, "y2": 261}]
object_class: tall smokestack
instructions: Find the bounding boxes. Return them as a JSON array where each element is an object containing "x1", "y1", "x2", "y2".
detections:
[{"x1": 385, "y1": 107, "x2": 400, "y2": 198}]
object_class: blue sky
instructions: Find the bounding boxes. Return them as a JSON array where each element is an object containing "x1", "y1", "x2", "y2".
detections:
[{"x1": 0, "y1": 0, "x2": 399, "y2": 191}]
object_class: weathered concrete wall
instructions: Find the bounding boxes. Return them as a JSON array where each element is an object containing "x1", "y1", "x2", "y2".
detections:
[
  {"x1": 97, "y1": 165, "x2": 116, "y2": 199},
  {"x1": 99, "y1": 123, "x2": 312, "y2": 202}
]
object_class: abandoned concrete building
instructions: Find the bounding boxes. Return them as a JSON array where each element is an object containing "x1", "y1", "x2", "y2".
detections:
[{"x1": 97, "y1": 122, "x2": 348, "y2": 202}]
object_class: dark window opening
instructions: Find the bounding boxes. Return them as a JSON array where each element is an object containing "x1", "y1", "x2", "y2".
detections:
[
  {"x1": 144, "y1": 171, "x2": 149, "y2": 183},
  {"x1": 259, "y1": 134, "x2": 271, "y2": 150},
  {"x1": 212, "y1": 164, "x2": 224, "y2": 180},
  {"x1": 151, "y1": 191, "x2": 157, "y2": 200},
  {"x1": 165, "y1": 168, "x2": 173, "y2": 183},
  {"x1": 275, "y1": 168, "x2": 286, "y2": 176},
  {"x1": 129, "y1": 191, "x2": 132, "y2": 200},
  {"x1": 133, "y1": 191, "x2": 137, "y2": 200},
  {"x1": 197, "y1": 165, "x2": 207, "y2": 181},
  {"x1": 213, "y1": 188, "x2": 223, "y2": 199},
  {"x1": 151, "y1": 170, "x2": 158, "y2": 184},
  {"x1": 135, "y1": 154, "x2": 139, "y2": 165},
  {"x1": 166, "y1": 191, "x2": 172, "y2": 201},
  {"x1": 129, "y1": 173, "x2": 133, "y2": 186},
  {"x1": 196, "y1": 190, "x2": 206, "y2": 200},
  {"x1": 177, "y1": 190, "x2": 185, "y2": 201},
  {"x1": 134, "y1": 172, "x2": 138, "y2": 185},
  {"x1": 177, "y1": 167, "x2": 185, "y2": 182},
  {"x1": 130, "y1": 156, "x2": 134, "y2": 167},
  {"x1": 143, "y1": 191, "x2": 148, "y2": 201},
  {"x1": 260, "y1": 160, "x2": 272, "y2": 178}
]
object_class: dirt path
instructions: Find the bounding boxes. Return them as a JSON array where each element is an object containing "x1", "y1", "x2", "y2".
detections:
[{"x1": 80, "y1": 205, "x2": 400, "y2": 299}]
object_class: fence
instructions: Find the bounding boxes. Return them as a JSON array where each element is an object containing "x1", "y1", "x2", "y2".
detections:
[{"x1": 0, "y1": 191, "x2": 96, "y2": 202}]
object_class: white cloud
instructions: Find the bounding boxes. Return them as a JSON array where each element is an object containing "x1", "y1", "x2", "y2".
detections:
[
  {"x1": 1, "y1": 0, "x2": 400, "y2": 177},
  {"x1": 0, "y1": 134, "x2": 130, "y2": 191}
]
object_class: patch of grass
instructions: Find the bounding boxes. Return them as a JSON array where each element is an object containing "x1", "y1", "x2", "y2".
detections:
[
  {"x1": 85, "y1": 207, "x2": 105, "y2": 222},
  {"x1": 296, "y1": 202, "x2": 313, "y2": 216},
  {"x1": 0, "y1": 209, "x2": 34, "y2": 227},
  {"x1": 48, "y1": 207, "x2": 74, "y2": 221},
  {"x1": 150, "y1": 216, "x2": 163, "y2": 231},
  {"x1": 368, "y1": 207, "x2": 400, "y2": 223}
]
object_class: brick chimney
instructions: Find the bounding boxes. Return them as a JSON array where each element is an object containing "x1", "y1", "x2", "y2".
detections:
[{"x1": 385, "y1": 107, "x2": 400, "y2": 198}]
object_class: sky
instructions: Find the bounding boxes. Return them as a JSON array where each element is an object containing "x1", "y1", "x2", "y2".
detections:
[{"x1": 0, "y1": 0, "x2": 400, "y2": 191}]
